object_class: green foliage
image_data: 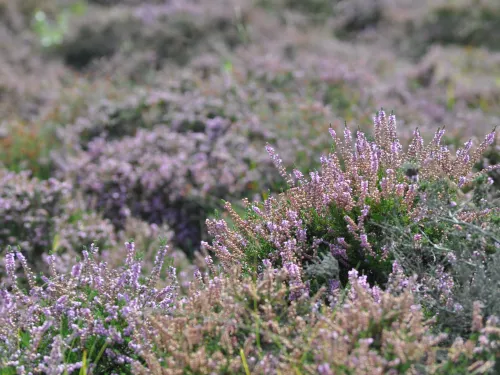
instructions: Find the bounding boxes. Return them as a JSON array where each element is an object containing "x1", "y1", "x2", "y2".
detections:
[{"x1": 31, "y1": 1, "x2": 87, "y2": 48}]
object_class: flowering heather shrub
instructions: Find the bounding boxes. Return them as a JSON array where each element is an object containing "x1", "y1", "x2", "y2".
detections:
[
  {"x1": 0, "y1": 243, "x2": 178, "y2": 373},
  {"x1": 204, "y1": 110, "x2": 499, "y2": 292},
  {"x1": 131, "y1": 266, "x2": 499, "y2": 374},
  {"x1": 2, "y1": 244, "x2": 498, "y2": 373},
  {"x1": 58, "y1": 82, "x2": 321, "y2": 253},
  {"x1": 0, "y1": 169, "x2": 121, "y2": 272},
  {"x1": 377, "y1": 177, "x2": 500, "y2": 337},
  {"x1": 64, "y1": 123, "x2": 277, "y2": 253},
  {"x1": 52, "y1": 202, "x2": 117, "y2": 257},
  {"x1": 0, "y1": 170, "x2": 70, "y2": 259},
  {"x1": 56, "y1": 87, "x2": 260, "y2": 149}
]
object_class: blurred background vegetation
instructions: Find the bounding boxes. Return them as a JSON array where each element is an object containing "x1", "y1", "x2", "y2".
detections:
[{"x1": 0, "y1": 0, "x2": 499, "y2": 259}]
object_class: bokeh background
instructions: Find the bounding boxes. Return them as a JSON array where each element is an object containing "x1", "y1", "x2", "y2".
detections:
[{"x1": 1, "y1": 0, "x2": 499, "y2": 270}]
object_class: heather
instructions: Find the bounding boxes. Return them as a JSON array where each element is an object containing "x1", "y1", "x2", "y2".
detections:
[{"x1": 1, "y1": 0, "x2": 500, "y2": 373}]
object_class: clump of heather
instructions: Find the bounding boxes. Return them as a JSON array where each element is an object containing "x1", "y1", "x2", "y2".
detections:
[
  {"x1": 204, "y1": 110, "x2": 498, "y2": 293},
  {"x1": 0, "y1": 242, "x2": 178, "y2": 373},
  {"x1": 380, "y1": 177, "x2": 500, "y2": 338},
  {"x1": 132, "y1": 264, "x2": 499, "y2": 374},
  {"x1": 0, "y1": 170, "x2": 70, "y2": 261},
  {"x1": 52, "y1": 200, "x2": 118, "y2": 257},
  {"x1": 58, "y1": 94, "x2": 280, "y2": 252},
  {"x1": 56, "y1": 86, "x2": 272, "y2": 151},
  {"x1": 0, "y1": 169, "x2": 124, "y2": 272}
]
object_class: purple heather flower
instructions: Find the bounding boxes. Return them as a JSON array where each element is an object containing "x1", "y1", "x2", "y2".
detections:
[
  {"x1": 360, "y1": 234, "x2": 369, "y2": 248},
  {"x1": 328, "y1": 128, "x2": 336, "y2": 139},
  {"x1": 252, "y1": 206, "x2": 263, "y2": 216},
  {"x1": 5, "y1": 252, "x2": 17, "y2": 284},
  {"x1": 318, "y1": 363, "x2": 333, "y2": 375},
  {"x1": 485, "y1": 131, "x2": 495, "y2": 146},
  {"x1": 458, "y1": 176, "x2": 467, "y2": 187},
  {"x1": 71, "y1": 263, "x2": 82, "y2": 278}
]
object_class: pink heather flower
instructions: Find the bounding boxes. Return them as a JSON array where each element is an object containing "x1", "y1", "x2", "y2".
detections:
[
  {"x1": 378, "y1": 109, "x2": 386, "y2": 123},
  {"x1": 360, "y1": 180, "x2": 368, "y2": 196},
  {"x1": 463, "y1": 139, "x2": 473, "y2": 152},
  {"x1": 204, "y1": 255, "x2": 213, "y2": 267},
  {"x1": 413, "y1": 234, "x2": 422, "y2": 242},
  {"x1": 318, "y1": 363, "x2": 333, "y2": 375},
  {"x1": 5, "y1": 252, "x2": 17, "y2": 284},
  {"x1": 433, "y1": 127, "x2": 446, "y2": 145},
  {"x1": 309, "y1": 171, "x2": 320, "y2": 184},
  {"x1": 391, "y1": 141, "x2": 402, "y2": 155},
  {"x1": 348, "y1": 268, "x2": 359, "y2": 281},
  {"x1": 344, "y1": 127, "x2": 352, "y2": 144},
  {"x1": 360, "y1": 234, "x2": 369, "y2": 248},
  {"x1": 371, "y1": 286, "x2": 382, "y2": 303},
  {"x1": 458, "y1": 176, "x2": 467, "y2": 187},
  {"x1": 71, "y1": 263, "x2": 82, "y2": 278},
  {"x1": 359, "y1": 337, "x2": 374, "y2": 346},
  {"x1": 328, "y1": 128, "x2": 336, "y2": 139},
  {"x1": 252, "y1": 206, "x2": 262, "y2": 216},
  {"x1": 330, "y1": 245, "x2": 348, "y2": 262},
  {"x1": 262, "y1": 259, "x2": 272, "y2": 269},
  {"x1": 410, "y1": 304, "x2": 422, "y2": 312},
  {"x1": 337, "y1": 237, "x2": 348, "y2": 248},
  {"x1": 396, "y1": 184, "x2": 405, "y2": 197},
  {"x1": 293, "y1": 169, "x2": 304, "y2": 181},
  {"x1": 485, "y1": 131, "x2": 495, "y2": 145},
  {"x1": 297, "y1": 228, "x2": 307, "y2": 243}
]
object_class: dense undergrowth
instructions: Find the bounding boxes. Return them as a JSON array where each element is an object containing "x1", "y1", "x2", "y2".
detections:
[{"x1": 0, "y1": 0, "x2": 500, "y2": 374}]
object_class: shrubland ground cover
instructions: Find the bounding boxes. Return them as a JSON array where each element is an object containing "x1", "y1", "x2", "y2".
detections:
[{"x1": 0, "y1": 0, "x2": 499, "y2": 373}]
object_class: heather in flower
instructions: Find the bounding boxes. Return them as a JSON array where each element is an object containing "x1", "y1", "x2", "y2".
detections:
[
  {"x1": 205, "y1": 110, "x2": 499, "y2": 293},
  {"x1": 55, "y1": 83, "x2": 291, "y2": 253},
  {"x1": 130, "y1": 264, "x2": 499, "y2": 374},
  {"x1": 0, "y1": 169, "x2": 124, "y2": 272},
  {"x1": 0, "y1": 242, "x2": 178, "y2": 373},
  {"x1": 0, "y1": 170, "x2": 70, "y2": 265},
  {"x1": 2, "y1": 0, "x2": 500, "y2": 373}
]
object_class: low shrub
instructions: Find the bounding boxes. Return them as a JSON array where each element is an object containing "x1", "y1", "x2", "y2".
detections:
[
  {"x1": 0, "y1": 170, "x2": 118, "y2": 271},
  {"x1": 204, "y1": 110, "x2": 498, "y2": 305},
  {"x1": 2, "y1": 247, "x2": 498, "y2": 374},
  {"x1": 0, "y1": 243, "x2": 178, "y2": 373},
  {"x1": 64, "y1": 123, "x2": 278, "y2": 254}
]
